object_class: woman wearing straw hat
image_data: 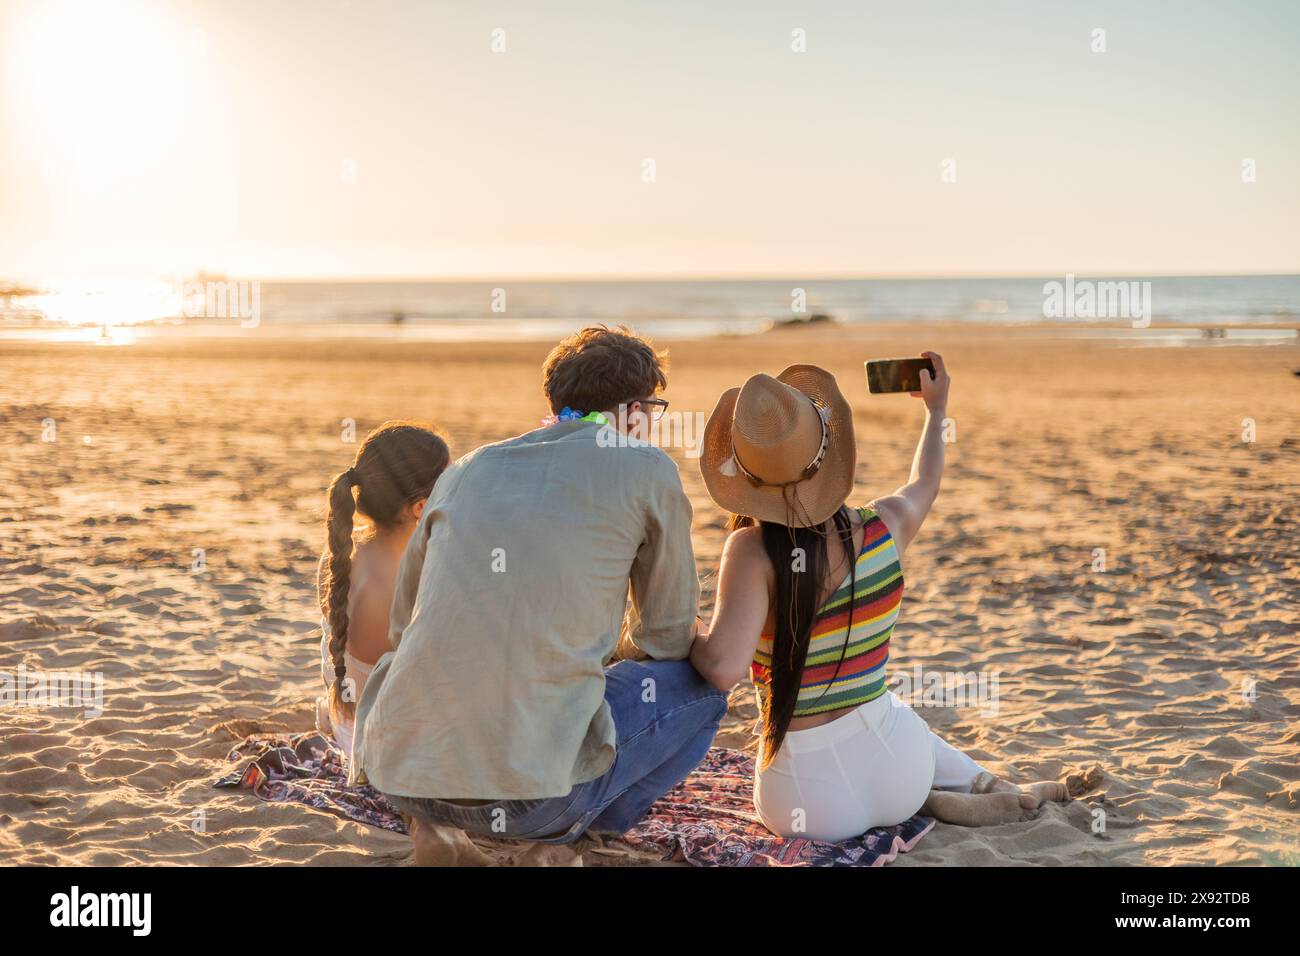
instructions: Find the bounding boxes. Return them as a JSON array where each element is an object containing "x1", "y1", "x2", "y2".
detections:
[{"x1": 689, "y1": 353, "x2": 1068, "y2": 840}]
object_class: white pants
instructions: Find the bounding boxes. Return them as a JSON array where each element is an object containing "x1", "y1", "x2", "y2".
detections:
[
  {"x1": 754, "y1": 691, "x2": 986, "y2": 842},
  {"x1": 315, "y1": 695, "x2": 354, "y2": 760}
]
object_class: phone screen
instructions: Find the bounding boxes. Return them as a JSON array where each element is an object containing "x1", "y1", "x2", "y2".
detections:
[{"x1": 865, "y1": 357, "x2": 935, "y2": 394}]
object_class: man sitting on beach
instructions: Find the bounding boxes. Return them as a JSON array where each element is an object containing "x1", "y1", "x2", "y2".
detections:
[{"x1": 350, "y1": 325, "x2": 727, "y2": 858}]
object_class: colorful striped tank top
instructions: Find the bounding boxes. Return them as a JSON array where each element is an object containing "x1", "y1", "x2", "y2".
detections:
[{"x1": 751, "y1": 506, "x2": 903, "y2": 717}]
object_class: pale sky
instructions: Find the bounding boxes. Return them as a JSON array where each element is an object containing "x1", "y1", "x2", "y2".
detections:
[{"x1": 1, "y1": 0, "x2": 1297, "y2": 280}]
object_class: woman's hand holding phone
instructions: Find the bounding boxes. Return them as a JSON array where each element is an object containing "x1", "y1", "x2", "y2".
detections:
[
  {"x1": 873, "y1": 350, "x2": 951, "y2": 558},
  {"x1": 910, "y1": 350, "x2": 950, "y2": 413}
]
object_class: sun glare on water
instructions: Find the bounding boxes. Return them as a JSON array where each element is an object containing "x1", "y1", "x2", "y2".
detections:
[
  {"x1": 16, "y1": 277, "x2": 178, "y2": 343},
  {"x1": 3, "y1": 1, "x2": 210, "y2": 342}
]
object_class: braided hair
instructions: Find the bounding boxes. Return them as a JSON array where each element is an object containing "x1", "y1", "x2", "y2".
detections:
[{"x1": 322, "y1": 421, "x2": 449, "y2": 721}]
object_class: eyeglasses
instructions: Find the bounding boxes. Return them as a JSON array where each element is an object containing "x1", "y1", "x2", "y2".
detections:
[{"x1": 635, "y1": 398, "x2": 670, "y2": 422}]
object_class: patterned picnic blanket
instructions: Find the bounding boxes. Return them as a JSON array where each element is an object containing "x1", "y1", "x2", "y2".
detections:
[{"x1": 214, "y1": 733, "x2": 933, "y2": 866}]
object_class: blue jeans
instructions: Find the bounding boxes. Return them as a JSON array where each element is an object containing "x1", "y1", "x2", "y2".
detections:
[{"x1": 386, "y1": 659, "x2": 727, "y2": 844}]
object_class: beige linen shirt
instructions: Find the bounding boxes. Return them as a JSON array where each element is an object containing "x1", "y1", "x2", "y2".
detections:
[{"x1": 349, "y1": 420, "x2": 699, "y2": 800}]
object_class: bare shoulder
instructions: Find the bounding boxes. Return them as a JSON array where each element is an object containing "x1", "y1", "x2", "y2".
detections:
[
  {"x1": 868, "y1": 495, "x2": 904, "y2": 535},
  {"x1": 722, "y1": 524, "x2": 764, "y2": 557},
  {"x1": 350, "y1": 537, "x2": 394, "y2": 589},
  {"x1": 720, "y1": 525, "x2": 773, "y2": 586},
  {"x1": 866, "y1": 495, "x2": 912, "y2": 558}
]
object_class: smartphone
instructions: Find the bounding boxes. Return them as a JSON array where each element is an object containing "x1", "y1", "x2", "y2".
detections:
[{"x1": 864, "y1": 357, "x2": 935, "y2": 394}]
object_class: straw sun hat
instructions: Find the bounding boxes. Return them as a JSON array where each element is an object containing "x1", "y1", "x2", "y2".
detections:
[{"x1": 700, "y1": 364, "x2": 855, "y2": 528}]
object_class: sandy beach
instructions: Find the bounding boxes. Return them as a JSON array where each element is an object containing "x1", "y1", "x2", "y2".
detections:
[{"x1": 1, "y1": 324, "x2": 1297, "y2": 866}]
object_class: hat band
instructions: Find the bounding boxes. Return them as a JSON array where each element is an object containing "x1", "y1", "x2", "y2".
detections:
[{"x1": 730, "y1": 396, "x2": 830, "y2": 489}]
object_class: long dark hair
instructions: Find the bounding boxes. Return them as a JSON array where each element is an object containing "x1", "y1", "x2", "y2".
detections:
[
  {"x1": 322, "y1": 421, "x2": 450, "y2": 721},
  {"x1": 729, "y1": 505, "x2": 857, "y2": 767}
]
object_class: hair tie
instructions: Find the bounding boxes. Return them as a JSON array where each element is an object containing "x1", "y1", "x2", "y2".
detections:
[{"x1": 346, "y1": 467, "x2": 358, "y2": 483}]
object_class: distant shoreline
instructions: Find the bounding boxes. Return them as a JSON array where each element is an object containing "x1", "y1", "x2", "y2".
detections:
[
  {"x1": 4, "y1": 275, "x2": 1296, "y2": 338},
  {"x1": 1, "y1": 318, "x2": 1296, "y2": 350}
]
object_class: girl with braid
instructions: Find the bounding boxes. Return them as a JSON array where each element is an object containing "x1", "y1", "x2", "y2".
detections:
[{"x1": 315, "y1": 421, "x2": 450, "y2": 759}]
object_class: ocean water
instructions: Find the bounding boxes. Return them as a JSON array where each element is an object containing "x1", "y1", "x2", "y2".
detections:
[{"x1": 2, "y1": 275, "x2": 1298, "y2": 343}]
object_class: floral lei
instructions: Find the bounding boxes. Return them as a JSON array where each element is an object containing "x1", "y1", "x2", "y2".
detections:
[{"x1": 540, "y1": 406, "x2": 609, "y2": 427}]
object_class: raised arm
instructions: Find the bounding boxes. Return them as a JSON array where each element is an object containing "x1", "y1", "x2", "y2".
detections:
[{"x1": 871, "y1": 350, "x2": 951, "y2": 557}]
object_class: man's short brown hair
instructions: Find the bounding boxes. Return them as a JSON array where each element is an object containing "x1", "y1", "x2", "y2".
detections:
[{"x1": 542, "y1": 325, "x2": 668, "y2": 415}]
